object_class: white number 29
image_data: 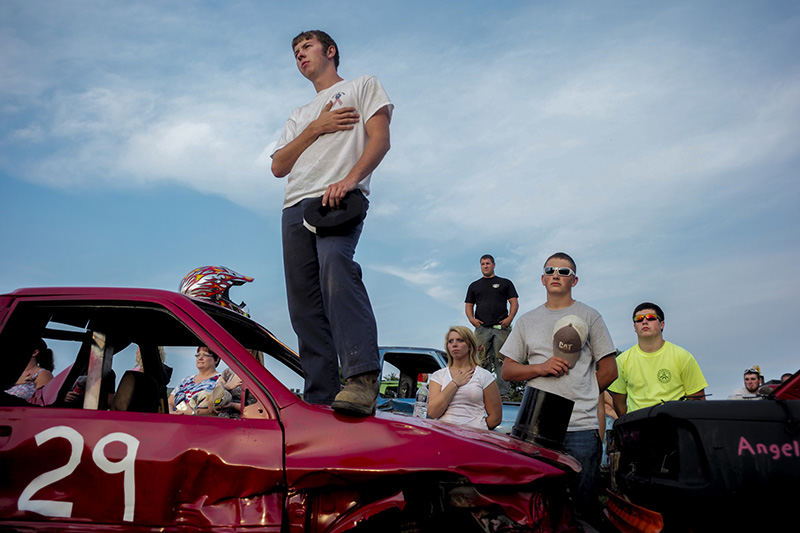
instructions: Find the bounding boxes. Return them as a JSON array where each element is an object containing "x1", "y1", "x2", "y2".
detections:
[{"x1": 18, "y1": 426, "x2": 139, "y2": 522}]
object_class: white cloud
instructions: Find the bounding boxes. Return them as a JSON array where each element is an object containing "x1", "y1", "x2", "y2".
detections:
[
  {"x1": 541, "y1": 74, "x2": 642, "y2": 119},
  {"x1": 10, "y1": 124, "x2": 44, "y2": 141},
  {"x1": 0, "y1": 30, "x2": 50, "y2": 97},
  {"x1": 371, "y1": 262, "x2": 462, "y2": 311},
  {"x1": 7, "y1": 3, "x2": 795, "y2": 240}
]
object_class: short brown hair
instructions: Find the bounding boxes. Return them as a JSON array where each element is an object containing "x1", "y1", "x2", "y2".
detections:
[
  {"x1": 292, "y1": 30, "x2": 339, "y2": 69},
  {"x1": 544, "y1": 252, "x2": 576, "y2": 273}
]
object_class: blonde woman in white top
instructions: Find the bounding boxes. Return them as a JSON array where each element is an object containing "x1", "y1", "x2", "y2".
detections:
[{"x1": 428, "y1": 326, "x2": 503, "y2": 430}]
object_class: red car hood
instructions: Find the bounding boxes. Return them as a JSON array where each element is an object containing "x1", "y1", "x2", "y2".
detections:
[{"x1": 280, "y1": 402, "x2": 579, "y2": 488}]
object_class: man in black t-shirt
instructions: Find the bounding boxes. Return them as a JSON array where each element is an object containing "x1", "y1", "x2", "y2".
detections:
[{"x1": 465, "y1": 254, "x2": 518, "y2": 398}]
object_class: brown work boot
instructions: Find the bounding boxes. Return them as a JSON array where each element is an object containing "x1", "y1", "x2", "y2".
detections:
[{"x1": 331, "y1": 372, "x2": 379, "y2": 416}]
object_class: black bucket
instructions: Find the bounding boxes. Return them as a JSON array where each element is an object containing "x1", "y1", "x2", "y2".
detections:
[{"x1": 511, "y1": 387, "x2": 574, "y2": 449}]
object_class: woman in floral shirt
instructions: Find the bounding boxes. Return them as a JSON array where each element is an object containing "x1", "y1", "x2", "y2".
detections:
[{"x1": 169, "y1": 347, "x2": 221, "y2": 415}]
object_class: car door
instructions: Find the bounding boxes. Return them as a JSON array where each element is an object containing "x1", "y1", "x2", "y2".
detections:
[{"x1": 0, "y1": 299, "x2": 285, "y2": 531}]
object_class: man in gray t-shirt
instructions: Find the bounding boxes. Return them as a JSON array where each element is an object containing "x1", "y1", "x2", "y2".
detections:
[{"x1": 501, "y1": 252, "x2": 616, "y2": 520}]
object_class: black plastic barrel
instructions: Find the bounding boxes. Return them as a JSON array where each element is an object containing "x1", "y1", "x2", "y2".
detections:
[{"x1": 511, "y1": 387, "x2": 574, "y2": 449}]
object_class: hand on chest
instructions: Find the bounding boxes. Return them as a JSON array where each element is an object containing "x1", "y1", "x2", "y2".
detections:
[{"x1": 327, "y1": 89, "x2": 356, "y2": 110}]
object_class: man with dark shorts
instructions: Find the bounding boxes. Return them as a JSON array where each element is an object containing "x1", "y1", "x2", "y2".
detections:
[
  {"x1": 465, "y1": 254, "x2": 518, "y2": 398},
  {"x1": 271, "y1": 30, "x2": 393, "y2": 416}
]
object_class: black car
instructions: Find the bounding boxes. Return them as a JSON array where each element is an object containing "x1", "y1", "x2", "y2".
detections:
[{"x1": 605, "y1": 371, "x2": 800, "y2": 531}]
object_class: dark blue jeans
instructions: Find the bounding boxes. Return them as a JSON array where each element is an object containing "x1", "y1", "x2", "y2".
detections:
[
  {"x1": 281, "y1": 199, "x2": 380, "y2": 405},
  {"x1": 563, "y1": 429, "x2": 602, "y2": 518}
]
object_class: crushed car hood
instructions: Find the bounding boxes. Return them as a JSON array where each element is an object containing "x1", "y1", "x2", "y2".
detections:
[{"x1": 280, "y1": 403, "x2": 579, "y2": 488}]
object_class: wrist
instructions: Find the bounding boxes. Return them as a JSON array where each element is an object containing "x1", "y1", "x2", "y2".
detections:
[
  {"x1": 343, "y1": 175, "x2": 360, "y2": 189},
  {"x1": 307, "y1": 122, "x2": 325, "y2": 141}
]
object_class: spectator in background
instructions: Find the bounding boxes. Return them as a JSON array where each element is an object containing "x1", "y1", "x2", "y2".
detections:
[
  {"x1": 6, "y1": 338, "x2": 54, "y2": 402},
  {"x1": 729, "y1": 367, "x2": 761, "y2": 399},
  {"x1": 782, "y1": 372, "x2": 793, "y2": 383},
  {"x1": 465, "y1": 254, "x2": 519, "y2": 399},
  {"x1": 427, "y1": 326, "x2": 502, "y2": 430},
  {"x1": 608, "y1": 302, "x2": 706, "y2": 415}
]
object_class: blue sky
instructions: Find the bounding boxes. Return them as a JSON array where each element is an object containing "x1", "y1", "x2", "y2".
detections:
[{"x1": 2, "y1": 1, "x2": 799, "y2": 397}]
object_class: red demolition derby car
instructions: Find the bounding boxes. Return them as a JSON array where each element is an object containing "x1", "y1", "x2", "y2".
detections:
[{"x1": 0, "y1": 287, "x2": 581, "y2": 532}]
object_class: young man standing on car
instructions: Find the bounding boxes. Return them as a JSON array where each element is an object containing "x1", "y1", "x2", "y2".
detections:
[
  {"x1": 465, "y1": 254, "x2": 519, "y2": 399},
  {"x1": 608, "y1": 302, "x2": 707, "y2": 415},
  {"x1": 271, "y1": 30, "x2": 393, "y2": 416},
  {"x1": 500, "y1": 252, "x2": 617, "y2": 520}
]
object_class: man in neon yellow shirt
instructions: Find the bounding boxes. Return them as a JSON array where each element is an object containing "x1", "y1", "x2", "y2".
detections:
[{"x1": 609, "y1": 302, "x2": 707, "y2": 415}]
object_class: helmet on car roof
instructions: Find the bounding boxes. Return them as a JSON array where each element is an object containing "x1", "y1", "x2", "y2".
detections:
[{"x1": 179, "y1": 266, "x2": 254, "y2": 316}]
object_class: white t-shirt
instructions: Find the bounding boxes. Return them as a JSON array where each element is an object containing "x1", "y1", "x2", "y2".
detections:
[
  {"x1": 500, "y1": 301, "x2": 615, "y2": 431},
  {"x1": 430, "y1": 366, "x2": 496, "y2": 430},
  {"x1": 272, "y1": 75, "x2": 394, "y2": 208},
  {"x1": 729, "y1": 387, "x2": 758, "y2": 400}
]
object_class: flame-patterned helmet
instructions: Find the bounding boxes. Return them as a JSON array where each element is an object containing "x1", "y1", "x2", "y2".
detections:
[{"x1": 179, "y1": 266, "x2": 254, "y2": 316}]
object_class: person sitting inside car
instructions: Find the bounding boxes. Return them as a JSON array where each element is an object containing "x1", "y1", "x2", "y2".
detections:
[
  {"x1": 64, "y1": 369, "x2": 116, "y2": 407},
  {"x1": 168, "y1": 346, "x2": 221, "y2": 415},
  {"x1": 132, "y1": 345, "x2": 173, "y2": 384},
  {"x1": 213, "y1": 349, "x2": 264, "y2": 418},
  {"x1": 427, "y1": 326, "x2": 502, "y2": 430},
  {"x1": 5, "y1": 338, "x2": 54, "y2": 403}
]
